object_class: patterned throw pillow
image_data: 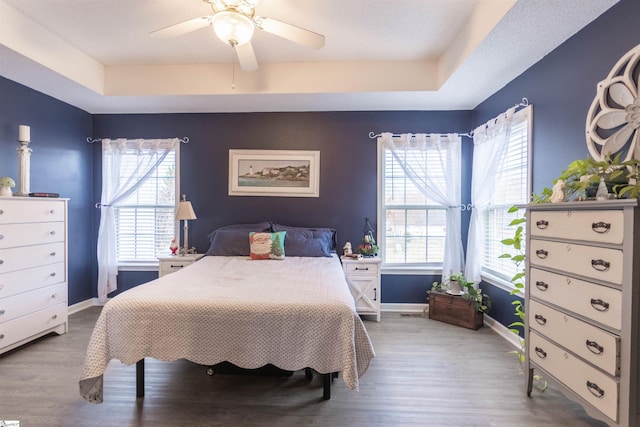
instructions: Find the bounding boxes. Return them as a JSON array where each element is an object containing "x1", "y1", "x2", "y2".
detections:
[{"x1": 249, "y1": 231, "x2": 286, "y2": 260}]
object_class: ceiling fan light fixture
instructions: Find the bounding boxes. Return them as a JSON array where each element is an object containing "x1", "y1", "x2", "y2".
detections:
[{"x1": 211, "y1": 10, "x2": 255, "y2": 46}]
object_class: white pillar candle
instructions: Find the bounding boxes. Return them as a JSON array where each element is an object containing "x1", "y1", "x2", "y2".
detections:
[{"x1": 18, "y1": 125, "x2": 30, "y2": 142}]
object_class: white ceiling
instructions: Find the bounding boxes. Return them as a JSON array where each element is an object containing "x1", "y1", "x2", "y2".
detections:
[{"x1": 0, "y1": 0, "x2": 619, "y2": 114}]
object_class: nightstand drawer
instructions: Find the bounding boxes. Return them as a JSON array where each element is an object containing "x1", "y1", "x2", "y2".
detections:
[
  {"x1": 344, "y1": 262, "x2": 379, "y2": 275},
  {"x1": 158, "y1": 254, "x2": 204, "y2": 277}
]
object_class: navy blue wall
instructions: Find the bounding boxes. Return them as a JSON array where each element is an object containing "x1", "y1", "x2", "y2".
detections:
[
  {"x1": 93, "y1": 111, "x2": 472, "y2": 297},
  {"x1": 0, "y1": 76, "x2": 95, "y2": 305},
  {"x1": 472, "y1": 0, "x2": 640, "y2": 328},
  {"x1": 2, "y1": 0, "x2": 638, "y2": 324}
]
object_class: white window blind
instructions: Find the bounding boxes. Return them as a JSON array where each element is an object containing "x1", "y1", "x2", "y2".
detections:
[
  {"x1": 381, "y1": 147, "x2": 448, "y2": 267},
  {"x1": 481, "y1": 108, "x2": 531, "y2": 282},
  {"x1": 114, "y1": 149, "x2": 177, "y2": 264}
]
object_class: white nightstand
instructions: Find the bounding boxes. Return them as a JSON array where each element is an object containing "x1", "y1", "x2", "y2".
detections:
[
  {"x1": 341, "y1": 256, "x2": 382, "y2": 322},
  {"x1": 158, "y1": 254, "x2": 205, "y2": 277}
]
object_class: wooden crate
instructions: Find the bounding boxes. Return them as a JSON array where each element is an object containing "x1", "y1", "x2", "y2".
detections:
[{"x1": 428, "y1": 291, "x2": 483, "y2": 330}]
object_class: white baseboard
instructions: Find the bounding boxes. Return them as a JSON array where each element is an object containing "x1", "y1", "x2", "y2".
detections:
[
  {"x1": 381, "y1": 303, "x2": 521, "y2": 350},
  {"x1": 381, "y1": 303, "x2": 427, "y2": 313},
  {"x1": 68, "y1": 298, "x2": 105, "y2": 315}
]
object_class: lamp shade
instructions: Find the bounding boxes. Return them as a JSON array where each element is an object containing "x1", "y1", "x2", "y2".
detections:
[{"x1": 175, "y1": 195, "x2": 197, "y2": 220}]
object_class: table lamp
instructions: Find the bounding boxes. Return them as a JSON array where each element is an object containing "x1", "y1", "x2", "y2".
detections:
[{"x1": 175, "y1": 194, "x2": 197, "y2": 254}]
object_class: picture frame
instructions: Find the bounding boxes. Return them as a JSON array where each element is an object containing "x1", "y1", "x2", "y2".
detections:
[{"x1": 228, "y1": 149, "x2": 320, "y2": 197}]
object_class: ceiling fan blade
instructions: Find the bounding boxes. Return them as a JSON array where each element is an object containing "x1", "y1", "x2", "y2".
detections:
[
  {"x1": 255, "y1": 17, "x2": 325, "y2": 49},
  {"x1": 150, "y1": 16, "x2": 212, "y2": 38},
  {"x1": 234, "y1": 42, "x2": 259, "y2": 72}
]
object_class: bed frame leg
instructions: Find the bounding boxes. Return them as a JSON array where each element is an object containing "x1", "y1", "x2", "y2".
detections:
[
  {"x1": 136, "y1": 359, "x2": 145, "y2": 398},
  {"x1": 322, "y1": 373, "x2": 331, "y2": 400}
]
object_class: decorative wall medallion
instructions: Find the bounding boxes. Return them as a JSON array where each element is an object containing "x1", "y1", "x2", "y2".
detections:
[{"x1": 586, "y1": 44, "x2": 640, "y2": 161}]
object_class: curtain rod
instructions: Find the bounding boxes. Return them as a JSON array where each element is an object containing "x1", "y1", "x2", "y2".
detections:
[
  {"x1": 86, "y1": 137, "x2": 189, "y2": 143},
  {"x1": 368, "y1": 97, "x2": 529, "y2": 140}
]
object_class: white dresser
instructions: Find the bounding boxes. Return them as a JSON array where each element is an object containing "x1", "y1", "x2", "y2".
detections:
[
  {"x1": 0, "y1": 197, "x2": 68, "y2": 354},
  {"x1": 525, "y1": 200, "x2": 639, "y2": 426},
  {"x1": 341, "y1": 256, "x2": 381, "y2": 322}
]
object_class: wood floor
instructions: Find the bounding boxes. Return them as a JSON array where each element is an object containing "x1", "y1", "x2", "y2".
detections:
[{"x1": 0, "y1": 307, "x2": 607, "y2": 427}]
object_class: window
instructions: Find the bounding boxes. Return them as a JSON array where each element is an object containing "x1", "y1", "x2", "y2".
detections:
[
  {"x1": 379, "y1": 138, "x2": 460, "y2": 271},
  {"x1": 113, "y1": 146, "x2": 178, "y2": 265},
  {"x1": 481, "y1": 107, "x2": 531, "y2": 284}
]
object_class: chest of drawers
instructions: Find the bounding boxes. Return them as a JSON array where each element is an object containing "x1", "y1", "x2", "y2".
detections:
[
  {"x1": 0, "y1": 197, "x2": 68, "y2": 354},
  {"x1": 525, "y1": 200, "x2": 639, "y2": 426}
]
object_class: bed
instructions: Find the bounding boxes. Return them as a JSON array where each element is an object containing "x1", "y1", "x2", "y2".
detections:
[{"x1": 79, "y1": 223, "x2": 376, "y2": 403}]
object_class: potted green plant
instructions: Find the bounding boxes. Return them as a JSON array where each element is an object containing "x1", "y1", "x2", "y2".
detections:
[{"x1": 429, "y1": 272, "x2": 490, "y2": 314}]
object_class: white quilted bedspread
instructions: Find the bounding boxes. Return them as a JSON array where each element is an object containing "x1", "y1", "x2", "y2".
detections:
[{"x1": 79, "y1": 255, "x2": 375, "y2": 403}]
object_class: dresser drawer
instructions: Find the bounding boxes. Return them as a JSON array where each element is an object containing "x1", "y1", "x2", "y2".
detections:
[
  {"x1": 0, "y1": 222, "x2": 65, "y2": 249},
  {"x1": 0, "y1": 199, "x2": 65, "y2": 224},
  {"x1": 344, "y1": 262, "x2": 379, "y2": 276},
  {"x1": 0, "y1": 282, "x2": 66, "y2": 324},
  {"x1": 530, "y1": 239, "x2": 623, "y2": 285},
  {"x1": 530, "y1": 210, "x2": 624, "y2": 244},
  {"x1": 529, "y1": 331, "x2": 619, "y2": 421},
  {"x1": 530, "y1": 268, "x2": 622, "y2": 330},
  {"x1": 0, "y1": 242, "x2": 65, "y2": 274},
  {"x1": 528, "y1": 300, "x2": 619, "y2": 376},
  {"x1": 0, "y1": 262, "x2": 65, "y2": 299},
  {"x1": 0, "y1": 303, "x2": 67, "y2": 351}
]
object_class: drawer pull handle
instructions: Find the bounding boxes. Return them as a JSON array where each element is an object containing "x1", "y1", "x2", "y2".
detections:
[
  {"x1": 52, "y1": 314, "x2": 58, "y2": 320},
  {"x1": 586, "y1": 340, "x2": 604, "y2": 355},
  {"x1": 535, "y1": 281, "x2": 549, "y2": 291},
  {"x1": 374, "y1": 287, "x2": 377, "y2": 301},
  {"x1": 591, "y1": 259, "x2": 610, "y2": 272},
  {"x1": 0, "y1": 260, "x2": 3, "y2": 265},
  {"x1": 51, "y1": 293, "x2": 57, "y2": 299},
  {"x1": 0, "y1": 334, "x2": 4, "y2": 339},
  {"x1": 586, "y1": 381, "x2": 605, "y2": 398},
  {"x1": 0, "y1": 210, "x2": 3, "y2": 214},
  {"x1": 535, "y1": 220, "x2": 549, "y2": 229},
  {"x1": 50, "y1": 230, "x2": 56, "y2": 235},
  {"x1": 170, "y1": 265, "x2": 184, "y2": 268},
  {"x1": 50, "y1": 252, "x2": 57, "y2": 257},
  {"x1": 534, "y1": 314, "x2": 547, "y2": 325},
  {"x1": 0, "y1": 234, "x2": 3, "y2": 240},
  {"x1": 0, "y1": 309, "x2": 5, "y2": 315},
  {"x1": 355, "y1": 267, "x2": 369, "y2": 271},
  {"x1": 590, "y1": 298, "x2": 610, "y2": 312},
  {"x1": 591, "y1": 221, "x2": 611, "y2": 233},
  {"x1": 50, "y1": 272, "x2": 56, "y2": 277},
  {"x1": 50, "y1": 209, "x2": 55, "y2": 214},
  {"x1": 535, "y1": 249, "x2": 548, "y2": 259},
  {"x1": 534, "y1": 346, "x2": 547, "y2": 359}
]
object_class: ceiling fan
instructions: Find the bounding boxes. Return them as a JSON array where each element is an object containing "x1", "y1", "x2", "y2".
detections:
[{"x1": 151, "y1": 0, "x2": 325, "y2": 72}]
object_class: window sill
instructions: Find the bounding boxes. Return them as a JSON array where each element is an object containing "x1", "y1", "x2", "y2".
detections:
[
  {"x1": 382, "y1": 266, "x2": 442, "y2": 276},
  {"x1": 481, "y1": 271, "x2": 524, "y2": 298},
  {"x1": 118, "y1": 263, "x2": 158, "y2": 272}
]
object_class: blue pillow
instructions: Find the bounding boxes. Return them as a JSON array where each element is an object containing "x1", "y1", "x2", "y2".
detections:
[
  {"x1": 271, "y1": 224, "x2": 335, "y2": 257},
  {"x1": 205, "y1": 222, "x2": 272, "y2": 256}
]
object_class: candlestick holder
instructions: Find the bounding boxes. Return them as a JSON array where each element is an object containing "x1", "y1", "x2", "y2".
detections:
[{"x1": 16, "y1": 125, "x2": 32, "y2": 196}]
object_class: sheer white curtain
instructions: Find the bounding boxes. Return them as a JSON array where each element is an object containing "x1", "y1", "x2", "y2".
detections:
[
  {"x1": 380, "y1": 132, "x2": 464, "y2": 276},
  {"x1": 464, "y1": 107, "x2": 521, "y2": 283},
  {"x1": 97, "y1": 138, "x2": 178, "y2": 303}
]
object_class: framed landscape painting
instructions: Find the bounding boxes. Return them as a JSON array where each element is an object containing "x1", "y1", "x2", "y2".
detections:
[{"x1": 228, "y1": 149, "x2": 320, "y2": 197}]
